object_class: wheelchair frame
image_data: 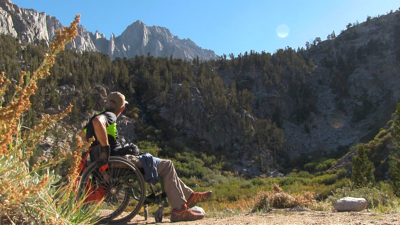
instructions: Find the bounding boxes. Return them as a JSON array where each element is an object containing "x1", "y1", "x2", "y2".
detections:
[{"x1": 78, "y1": 155, "x2": 168, "y2": 224}]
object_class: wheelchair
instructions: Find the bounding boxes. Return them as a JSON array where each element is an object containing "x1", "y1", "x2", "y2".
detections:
[{"x1": 78, "y1": 156, "x2": 167, "y2": 224}]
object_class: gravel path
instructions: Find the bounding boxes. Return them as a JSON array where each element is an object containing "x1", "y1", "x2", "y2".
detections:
[{"x1": 125, "y1": 210, "x2": 400, "y2": 225}]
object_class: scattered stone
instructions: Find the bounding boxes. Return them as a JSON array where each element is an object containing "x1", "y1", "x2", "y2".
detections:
[
  {"x1": 333, "y1": 197, "x2": 368, "y2": 212},
  {"x1": 270, "y1": 171, "x2": 285, "y2": 178},
  {"x1": 44, "y1": 107, "x2": 59, "y2": 114},
  {"x1": 288, "y1": 206, "x2": 311, "y2": 211},
  {"x1": 225, "y1": 208, "x2": 235, "y2": 214}
]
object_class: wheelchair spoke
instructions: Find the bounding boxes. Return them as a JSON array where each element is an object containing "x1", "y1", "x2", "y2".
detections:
[{"x1": 80, "y1": 157, "x2": 146, "y2": 224}]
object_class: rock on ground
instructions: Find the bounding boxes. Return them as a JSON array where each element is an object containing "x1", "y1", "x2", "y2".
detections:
[{"x1": 333, "y1": 197, "x2": 368, "y2": 212}]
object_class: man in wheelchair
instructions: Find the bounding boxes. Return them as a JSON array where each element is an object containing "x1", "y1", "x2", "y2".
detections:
[{"x1": 79, "y1": 91, "x2": 212, "y2": 222}]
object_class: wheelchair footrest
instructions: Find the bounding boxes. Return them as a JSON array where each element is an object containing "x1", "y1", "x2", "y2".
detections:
[{"x1": 144, "y1": 192, "x2": 167, "y2": 205}]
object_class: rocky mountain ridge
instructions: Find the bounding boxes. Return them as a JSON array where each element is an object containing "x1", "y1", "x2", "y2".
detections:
[
  {"x1": 0, "y1": 0, "x2": 217, "y2": 61},
  {"x1": 140, "y1": 10, "x2": 400, "y2": 176}
]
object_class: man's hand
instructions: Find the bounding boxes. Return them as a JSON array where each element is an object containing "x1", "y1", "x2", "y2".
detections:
[
  {"x1": 97, "y1": 145, "x2": 110, "y2": 167},
  {"x1": 128, "y1": 143, "x2": 139, "y2": 156},
  {"x1": 116, "y1": 143, "x2": 139, "y2": 156}
]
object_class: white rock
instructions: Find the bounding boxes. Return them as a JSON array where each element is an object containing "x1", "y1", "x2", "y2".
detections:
[
  {"x1": 334, "y1": 197, "x2": 368, "y2": 212},
  {"x1": 190, "y1": 206, "x2": 205, "y2": 215},
  {"x1": 225, "y1": 208, "x2": 235, "y2": 214}
]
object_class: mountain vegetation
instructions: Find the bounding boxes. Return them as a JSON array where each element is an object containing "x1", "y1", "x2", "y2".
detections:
[
  {"x1": 0, "y1": 15, "x2": 101, "y2": 224},
  {"x1": 1, "y1": 6, "x2": 400, "y2": 224}
]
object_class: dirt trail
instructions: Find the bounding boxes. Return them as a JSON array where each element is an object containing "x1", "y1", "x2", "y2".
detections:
[{"x1": 126, "y1": 210, "x2": 400, "y2": 225}]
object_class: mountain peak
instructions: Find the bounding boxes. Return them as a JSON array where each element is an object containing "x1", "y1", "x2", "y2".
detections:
[
  {"x1": 0, "y1": 2, "x2": 218, "y2": 61},
  {"x1": 0, "y1": 0, "x2": 12, "y2": 4}
]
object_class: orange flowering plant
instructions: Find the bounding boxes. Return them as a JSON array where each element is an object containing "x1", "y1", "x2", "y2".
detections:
[{"x1": 0, "y1": 15, "x2": 99, "y2": 224}]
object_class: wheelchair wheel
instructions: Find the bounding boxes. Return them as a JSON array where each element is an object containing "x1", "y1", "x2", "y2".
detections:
[
  {"x1": 155, "y1": 207, "x2": 163, "y2": 222},
  {"x1": 79, "y1": 156, "x2": 146, "y2": 224}
]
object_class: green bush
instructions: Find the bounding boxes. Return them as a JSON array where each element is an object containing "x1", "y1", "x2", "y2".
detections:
[
  {"x1": 278, "y1": 177, "x2": 311, "y2": 186},
  {"x1": 328, "y1": 182, "x2": 399, "y2": 211},
  {"x1": 304, "y1": 162, "x2": 317, "y2": 172},
  {"x1": 294, "y1": 170, "x2": 313, "y2": 178},
  {"x1": 317, "y1": 178, "x2": 350, "y2": 200},
  {"x1": 252, "y1": 177, "x2": 267, "y2": 186},
  {"x1": 136, "y1": 140, "x2": 162, "y2": 156},
  {"x1": 336, "y1": 168, "x2": 347, "y2": 179},
  {"x1": 312, "y1": 174, "x2": 338, "y2": 185}
]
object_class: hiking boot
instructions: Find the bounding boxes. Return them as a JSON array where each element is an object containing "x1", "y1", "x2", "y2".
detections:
[
  {"x1": 186, "y1": 191, "x2": 212, "y2": 208},
  {"x1": 170, "y1": 204, "x2": 205, "y2": 222}
]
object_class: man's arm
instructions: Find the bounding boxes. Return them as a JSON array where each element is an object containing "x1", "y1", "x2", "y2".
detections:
[
  {"x1": 92, "y1": 114, "x2": 111, "y2": 166},
  {"x1": 92, "y1": 115, "x2": 109, "y2": 146}
]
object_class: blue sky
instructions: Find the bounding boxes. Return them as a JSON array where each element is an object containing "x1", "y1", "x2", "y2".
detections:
[{"x1": 10, "y1": 0, "x2": 400, "y2": 56}]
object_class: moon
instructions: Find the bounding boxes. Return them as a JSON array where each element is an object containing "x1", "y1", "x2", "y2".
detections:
[{"x1": 277, "y1": 24, "x2": 289, "y2": 38}]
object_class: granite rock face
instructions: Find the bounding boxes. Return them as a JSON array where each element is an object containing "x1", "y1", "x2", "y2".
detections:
[
  {"x1": 0, "y1": 0, "x2": 56, "y2": 43},
  {"x1": 0, "y1": 0, "x2": 217, "y2": 61},
  {"x1": 113, "y1": 20, "x2": 217, "y2": 61}
]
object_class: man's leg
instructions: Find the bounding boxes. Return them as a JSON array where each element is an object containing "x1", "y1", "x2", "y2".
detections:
[
  {"x1": 157, "y1": 160, "x2": 205, "y2": 222},
  {"x1": 157, "y1": 160, "x2": 193, "y2": 209},
  {"x1": 123, "y1": 154, "x2": 143, "y2": 168}
]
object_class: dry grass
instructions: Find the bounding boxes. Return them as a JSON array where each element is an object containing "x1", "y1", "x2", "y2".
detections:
[{"x1": 0, "y1": 15, "x2": 101, "y2": 224}]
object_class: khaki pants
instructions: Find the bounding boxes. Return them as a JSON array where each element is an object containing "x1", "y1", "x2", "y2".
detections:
[{"x1": 124, "y1": 155, "x2": 193, "y2": 210}]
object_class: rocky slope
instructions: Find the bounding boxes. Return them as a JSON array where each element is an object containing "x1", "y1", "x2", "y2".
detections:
[
  {"x1": 46, "y1": 10, "x2": 400, "y2": 178},
  {"x1": 141, "y1": 10, "x2": 400, "y2": 176},
  {"x1": 0, "y1": 0, "x2": 217, "y2": 61}
]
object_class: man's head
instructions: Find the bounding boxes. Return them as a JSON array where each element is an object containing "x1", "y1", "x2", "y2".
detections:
[{"x1": 105, "y1": 92, "x2": 128, "y2": 114}]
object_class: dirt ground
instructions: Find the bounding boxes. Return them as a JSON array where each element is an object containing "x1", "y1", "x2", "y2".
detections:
[{"x1": 126, "y1": 210, "x2": 400, "y2": 225}]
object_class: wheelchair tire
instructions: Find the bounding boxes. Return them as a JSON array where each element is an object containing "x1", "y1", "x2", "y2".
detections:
[{"x1": 79, "y1": 156, "x2": 146, "y2": 224}]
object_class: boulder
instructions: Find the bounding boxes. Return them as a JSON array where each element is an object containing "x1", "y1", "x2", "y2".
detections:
[
  {"x1": 190, "y1": 206, "x2": 205, "y2": 215},
  {"x1": 333, "y1": 197, "x2": 368, "y2": 212}
]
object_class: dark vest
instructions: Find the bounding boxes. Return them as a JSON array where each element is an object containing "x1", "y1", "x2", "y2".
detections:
[{"x1": 83, "y1": 110, "x2": 122, "y2": 151}]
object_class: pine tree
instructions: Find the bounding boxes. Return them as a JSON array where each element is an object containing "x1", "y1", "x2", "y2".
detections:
[
  {"x1": 351, "y1": 145, "x2": 375, "y2": 188},
  {"x1": 389, "y1": 103, "x2": 400, "y2": 196}
]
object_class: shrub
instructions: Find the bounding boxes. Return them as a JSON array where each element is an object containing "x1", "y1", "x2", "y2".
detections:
[
  {"x1": 390, "y1": 103, "x2": 400, "y2": 197},
  {"x1": 351, "y1": 145, "x2": 375, "y2": 188},
  {"x1": 304, "y1": 162, "x2": 317, "y2": 172},
  {"x1": 0, "y1": 15, "x2": 100, "y2": 224},
  {"x1": 296, "y1": 170, "x2": 313, "y2": 178},
  {"x1": 269, "y1": 192, "x2": 296, "y2": 208},
  {"x1": 336, "y1": 168, "x2": 347, "y2": 179},
  {"x1": 307, "y1": 200, "x2": 333, "y2": 211},
  {"x1": 251, "y1": 177, "x2": 267, "y2": 186},
  {"x1": 317, "y1": 178, "x2": 350, "y2": 200},
  {"x1": 252, "y1": 184, "x2": 316, "y2": 211},
  {"x1": 253, "y1": 191, "x2": 271, "y2": 211},
  {"x1": 279, "y1": 177, "x2": 310, "y2": 186},
  {"x1": 328, "y1": 182, "x2": 399, "y2": 212},
  {"x1": 312, "y1": 174, "x2": 338, "y2": 185},
  {"x1": 136, "y1": 140, "x2": 162, "y2": 156},
  {"x1": 201, "y1": 169, "x2": 231, "y2": 186}
]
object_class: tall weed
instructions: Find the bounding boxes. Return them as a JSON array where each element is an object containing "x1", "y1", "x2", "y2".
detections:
[{"x1": 0, "y1": 15, "x2": 99, "y2": 224}]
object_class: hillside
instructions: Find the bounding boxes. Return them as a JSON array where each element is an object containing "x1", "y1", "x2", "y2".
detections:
[{"x1": 0, "y1": 5, "x2": 400, "y2": 182}]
